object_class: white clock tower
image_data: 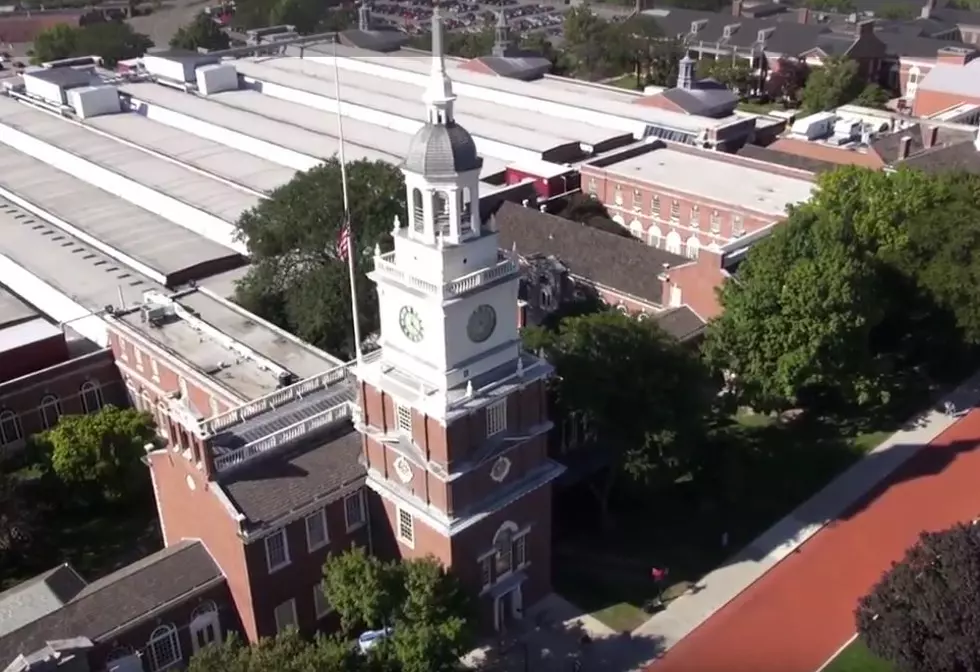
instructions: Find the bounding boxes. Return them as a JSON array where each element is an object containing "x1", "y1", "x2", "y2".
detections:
[{"x1": 354, "y1": 3, "x2": 565, "y2": 633}]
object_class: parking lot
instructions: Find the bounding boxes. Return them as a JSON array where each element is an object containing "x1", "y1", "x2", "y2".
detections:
[{"x1": 370, "y1": 0, "x2": 565, "y2": 38}]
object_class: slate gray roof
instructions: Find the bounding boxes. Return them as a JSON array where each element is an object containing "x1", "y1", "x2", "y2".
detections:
[
  {"x1": 653, "y1": 306, "x2": 706, "y2": 342},
  {"x1": 736, "y1": 143, "x2": 840, "y2": 173},
  {"x1": 900, "y1": 136, "x2": 980, "y2": 174},
  {"x1": 0, "y1": 541, "x2": 223, "y2": 667},
  {"x1": 660, "y1": 79, "x2": 739, "y2": 117},
  {"x1": 403, "y1": 122, "x2": 483, "y2": 178},
  {"x1": 871, "y1": 123, "x2": 975, "y2": 163},
  {"x1": 339, "y1": 27, "x2": 410, "y2": 53},
  {"x1": 493, "y1": 200, "x2": 689, "y2": 306},
  {"x1": 469, "y1": 55, "x2": 553, "y2": 81},
  {"x1": 218, "y1": 423, "x2": 366, "y2": 528},
  {"x1": 0, "y1": 566, "x2": 86, "y2": 638}
]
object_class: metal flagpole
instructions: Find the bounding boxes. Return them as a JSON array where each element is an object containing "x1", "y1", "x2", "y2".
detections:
[{"x1": 332, "y1": 33, "x2": 363, "y2": 366}]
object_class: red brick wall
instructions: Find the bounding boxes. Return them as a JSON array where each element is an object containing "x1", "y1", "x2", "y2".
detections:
[
  {"x1": 913, "y1": 87, "x2": 980, "y2": 117},
  {"x1": 664, "y1": 251, "x2": 726, "y2": 320}
]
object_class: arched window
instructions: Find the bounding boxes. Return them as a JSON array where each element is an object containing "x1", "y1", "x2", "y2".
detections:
[
  {"x1": 665, "y1": 231, "x2": 682, "y2": 255},
  {"x1": 411, "y1": 188, "x2": 424, "y2": 232},
  {"x1": 616, "y1": 304, "x2": 629, "y2": 314},
  {"x1": 190, "y1": 601, "x2": 221, "y2": 652},
  {"x1": 0, "y1": 410, "x2": 22, "y2": 445},
  {"x1": 637, "y1": 312, "x2": 649, "y2": 321},
  {"x1": 686, "y1": 235, "x2": 701, "y2": 259},
  {"x1": 493, "y1": 522, "x2": 518, "y2": 578},
  {"x1": 611, "y1": 214, "x2": 625, "y2": 226},
  {"x1": 647, "y1": 224, "x2": 663, "y2": 248},
  {"x1": 628, "y1": 220, "x2": 644, "y2": 239},
  {"x1": 80, "y1": 381, "x2": 104, "y2": 414},
  {"x1": 147, "y1": 624, "x2": 181, "y2": 671},
  {"x1": 39, "y1": 395, "x2": 61, "y2": 430},
  {"x1": 432, "y1": 191, "x2": 450, "y2": 235},
  {"x1": 461, "y1": 187, "x2": 472, "y2": 233}
]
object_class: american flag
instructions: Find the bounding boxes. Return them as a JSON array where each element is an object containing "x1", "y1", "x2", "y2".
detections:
[{"x1": 337, "y1": 220, "x2": 351, "y2": 261}]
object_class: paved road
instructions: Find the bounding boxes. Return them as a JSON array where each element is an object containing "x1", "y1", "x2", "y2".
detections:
[{"x1": 648, "y1": 409, "x2": 980, "y2": 672}]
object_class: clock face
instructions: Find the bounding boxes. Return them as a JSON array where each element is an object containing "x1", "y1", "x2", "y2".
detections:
[
  {"x1": 490, "y1": 456, "x2": 512, "y2": 483},
  {"x1": 399, "y1": 306, "x2": 424, "y2": 343},
  {"x1": 467, "y1": 304, "x2": 497, "y2": 344}
]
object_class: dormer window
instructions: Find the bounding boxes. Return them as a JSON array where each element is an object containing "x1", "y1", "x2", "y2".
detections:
[{"x1": 723, "y1": 23, "x2": 740, "y2": 38}]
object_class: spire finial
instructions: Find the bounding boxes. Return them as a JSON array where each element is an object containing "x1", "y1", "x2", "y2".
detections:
[
  {"x1": 392, "y1": 214, "x2": 401, "y2": 233},
  {"x1": 466, "y1": 380, "x2": 473, "y2": 398},
  {"x1": 424, "y1": 0, "x2": 455, "y2": 123},
  {"x1": 374, "y1": 243, "x2": 381, "y2": 257}
]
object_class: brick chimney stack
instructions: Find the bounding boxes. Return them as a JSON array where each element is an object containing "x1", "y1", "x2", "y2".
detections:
[
  {"x1": 857, "y1": 19, "x2": 875, "y2": 37},
  {"x1": 797, "y1": 7, "x2": 809, "y2": 23}
]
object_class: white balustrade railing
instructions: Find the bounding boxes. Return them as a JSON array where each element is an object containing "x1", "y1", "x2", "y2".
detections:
[
  {"x1": 373, "y1": 251, "x2": 519, "y2": 299},
  {"x1": 202, "y1": 363, "x2": 351, "y2": 435},
  {"x1": 213, "y1": 401, "x2": 352, "y2": 472}
]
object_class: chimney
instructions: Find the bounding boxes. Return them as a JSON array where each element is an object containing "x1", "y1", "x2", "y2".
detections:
[
  {"x1": 899, "y1": 135, "x2": 912, "y2": 160},
  {"x1": 924, "y1": 125, "x2": 938, "y2": 149},
  {"x1": 733, "y1": 0, "x2": 742, "y2": 16},
  {"x1": 857, "y1": 19, "x2": 875, "y2": 37},
  {"x1": 797, "y1": 6, "x2": 809, "y2": 22},
  {"x1": 920, "y1": 0, "x2": 934, "y2": 19}
]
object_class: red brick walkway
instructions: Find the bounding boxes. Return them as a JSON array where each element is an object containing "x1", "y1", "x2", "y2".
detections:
[{"x1": 649, "y1": 410, "x2": 980, "y2": 672}]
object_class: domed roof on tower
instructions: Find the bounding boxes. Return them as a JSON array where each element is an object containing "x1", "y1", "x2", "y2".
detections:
[{"x1": 402, "y1": 2, "x2": 482, "y2": 178}]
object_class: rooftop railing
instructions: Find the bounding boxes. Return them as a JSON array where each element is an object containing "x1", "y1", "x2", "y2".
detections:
[
  {"x1": 213, "y1": 399, "x2": 352, "y2": 472},
  {"x1": 201, "y1": 362, "x2": 352, "y2": 436},
  {"x1": 372, "y1": 250, "x2": 519, "y2": 299}
]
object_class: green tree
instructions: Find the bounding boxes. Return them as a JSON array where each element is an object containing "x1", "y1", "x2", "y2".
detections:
[
  {"x1": 188, "y1": 630, "x2": 362, "y2": 672},
  {"x1": 857, "y1": 523, "x2": 980, "y2": 672},
  {"x1": 765, "y1": 58, "x2": 809, "y2": 104},
  {"x1": 800, "y1": 56, "x2": 864, "y2": 113},
  {"x1": 524, "y1": 311, "x2": 710, "y2": 524},
  {"x1": 697, "y1": 58, "x2": 754, "y2": 94},
  {"x1": 409, "y1": 28, "x2": 494, "y2": 59},
  {"x1": 233, "y1": 159, "x2": 404, "y2": 359},
  {"x1": 31, "y1": 21, "x2": 153, "y2": 66},
  {"x1": 170, "y1": 12, "x2": 231, "y2": 51},
  {"x1": 39, "y1": 405, "x2": 156, "y2": 501},
  {"x1": 521, "y1": 32, "x2": 571, "y2": 75},
  {"x1": 852, "y1": 83, "x2": 891, "y2": 108},
  {"x1": 322, "y1": 549, "x2": 474, "y2": 672}
]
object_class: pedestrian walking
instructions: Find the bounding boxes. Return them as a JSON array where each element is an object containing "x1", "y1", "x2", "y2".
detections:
[
  {"x1": 944, "y1": 400, "x2": 956, "y2": 416},
  {"x1": 651, "y1": 566, "x2": 670, "y2": 605}
]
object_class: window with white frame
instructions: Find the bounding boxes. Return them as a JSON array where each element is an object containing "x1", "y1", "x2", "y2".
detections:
[
  {"x1": 39, "y1": 395, "x2": 61, "y2": 430},
  {"x1": 480, "y1": 556, "x2": 492, "y2": 589},
  {"x1": 670, "y1": 199, "x2": 680, "y2": 222},
  {"x1": 394, "y1": 402, "x2": 412, "y2": 433},
  {"x1": 134, "y1": 347, "x2": 145, "y2": 372},
  {"x1": 613, "y1": 184, "x2": 623, "y2": 206},
  {"x1": 80, "y1": 381, "x2": 103, "y2": 414},
  {"x1": 632, "y1": 188, "x2": 642, "y2": 212},
  {"x1": 397, "y1": 507, "x2": 414, "y2": 546},
  {"x1": 274, "y1": 599, "x2": 298, "y2": 633},
  {"x1": 118, "y1": 335, "x2": 129, "y2": 361},
  {"x1": 515, "y1": 533, "x2": 528, "y2": 567},
  {"x1": 265, "y1": 528, "x2": 290, "y2": 572},
  {"x1": 486, "y1": 400, "x2": 507, "y2": 437},
  {"x1": 651, "y1": 195, "x2": 661, "y2": 219},
  {"x1": 178, "y1": 376, "x2": 189, "y2": 401},
  {"x1": 710, "y1": 210, "x2": 721, "y2": 233},
  {"x1": 587, "y1": 177, "x2": 597, "y2": 195},
  {"x1": 344, "y1": 490, "x2": 366, "y2": 530},
  {"x1": 190, "y1": 601, "x2": 221, "y2": 653},
  {"x1": 151, "y1": 359, "x2": 160, "y2": 382},
  {"x1": 146, "y1": 624, "x2": 181, "y2": 671},
  {"x1": 209, "y1": 397, "x2": 220, "y2": 417},
  {"x1": 306, "y1": 509, "x2": 329, "y2": 552},
  {"x1": 732, "y1": 214, "x2": 745, "y2": 237},
  {"x1": 314, "y1": 582, "x2": 333, "y2": 619},
  {"x1": 690, "y1": 204, "x2": 700, "y2": 228},
  {"x1": 494, "y1": 527, "x2": 514, "y2": 577},
  {"x1": 0, "y1": 410, "x2": 22, "y2": 445}
]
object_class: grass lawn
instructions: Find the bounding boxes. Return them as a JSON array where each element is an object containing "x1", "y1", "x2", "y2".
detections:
[
  {"x1": 822, "y1": 639, "x2": 895, "y2": 672},
  {"x1": 1, "y1": 464, "x2": 160, "y2": 591},
  {"x1": 553, "y1": 413, "x2": 897, "y2": 632},
  {"x1": 605, "y1": 74, "x2": 643, "y2": 91}
]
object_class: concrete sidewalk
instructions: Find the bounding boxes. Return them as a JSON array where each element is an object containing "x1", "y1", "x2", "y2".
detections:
[{"x1": 631, "y1": 372, "x2": 980, "y2": 660}]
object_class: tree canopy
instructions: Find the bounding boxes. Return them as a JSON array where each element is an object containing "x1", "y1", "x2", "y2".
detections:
[
  {"x1": 170, "y1": 13, "x2": 231, "y2": 52},
  {"x1": 703, "y1": 167, "x2": 980, "y2": 414},
  {"x1": 37, "y1": 405, "x2": 157, "y2": 502},
  {"x1": 524, "y1": 311, "x2": 711, "y2": 521},
  {"x1": 322, "y1": 547, "x2": 473, "y2": 672},
  {"x1": 187, "y1": 630, "x2": 362, "y2": 672},
  {"x1": 232, "y1": 0, "x2": 354, "y2": 34},
  {"x1": 561, "y1": 7, "x2": 675, "y2": 83},
  {"x1": 233, "y1": 158, "x2": 404, "y2": 359},
  {"x1": 800, "y1": 56, "x2": 865, "y2": 113},
  {"x1": 31, "y1": 21, "x2": 153, "y2": 66},
  {"x1": 857, "y1": 523, "x2": 980, "y2": 672}
]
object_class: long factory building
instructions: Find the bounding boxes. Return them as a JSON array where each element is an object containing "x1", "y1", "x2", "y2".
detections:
[{"x1": 0, "y1": 43, "x2": 758, "y2": 358}]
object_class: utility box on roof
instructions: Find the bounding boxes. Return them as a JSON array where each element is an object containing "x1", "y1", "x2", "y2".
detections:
[
  {"x1": 196, "y1": 63, "x2": 238, "y2": 95},
  {"x1": 68, "y1": 85, "x2": 121, "y2": 119},
  {"x1": 144, "y1": 50, "x2": 220, "y2": 83},
  {"x1": 23, "y1": 67, "x2": 93, "y2": 105}
]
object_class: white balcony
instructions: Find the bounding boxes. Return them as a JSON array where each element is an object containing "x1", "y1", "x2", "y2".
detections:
[{"x1": 372, "y1": 250, "x2": 519, "y2": 299}]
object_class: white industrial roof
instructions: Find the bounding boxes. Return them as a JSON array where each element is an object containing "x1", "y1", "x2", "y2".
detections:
[
  {"x1": 121, "y1": 82, "x2": 508, "y2": 180},
  {"x1": 600, "y1": 148, "x2": 815, "y2": 215},
  {"x1": 530, "y1": 74, "x2": 647, "y2": 106},
  {"x1": 247, "y1": 57, "x2": 621, "y2": 150},
  {"x1": 85, "y1": 113, "x2": 297, "y2": 194},
  {"x1": 920, "y1": 59, "x2": 980, "y2": 99},
  {"x1": 318, "y1": 46, "x2": 733, "y2": 133},
  {"x1": 237, "y1": 59, "x2": 567, "y2": 157},
  {"x1": 0, "y1": 200, "x2": 338, "y2": 398},
  {"x1": 0, "y1": 145, "x2": 241, "y2": 285},
  {"x1": 0, "y1": 317, "x2": 62, "y2": 353},
  {"x1": 0, "y1": 286, "x2": 37, "y2": 327},
  {"x1": 0, "y1": 97, "x2": 262, "y2": 225}
]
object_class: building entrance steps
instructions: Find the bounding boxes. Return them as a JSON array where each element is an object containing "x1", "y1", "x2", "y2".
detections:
[{"x1": 631, "y1": 370, "x2": 980, "y2": 662}]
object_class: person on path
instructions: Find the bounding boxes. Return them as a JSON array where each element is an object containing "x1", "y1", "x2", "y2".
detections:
[{"x1": 651, "y1": 566, "x2": 670, "y2": 607}]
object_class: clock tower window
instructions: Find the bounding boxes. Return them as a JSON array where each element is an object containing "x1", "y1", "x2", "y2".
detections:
[
  {"x1": 486, "y1": 400, "x2": 507, "y2": 437},
  {"x1": 411, "y1": 189, "x2": 424, "y2": 232},
  {"x1": 394, "y1": 402, "x2": 413, "y2": 434},
  {"x1": 397, "y1": 507, "x2": 415, "y2": 547}
]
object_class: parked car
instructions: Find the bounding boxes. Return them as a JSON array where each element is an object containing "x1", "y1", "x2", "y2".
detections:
[{"x1": 357, "y1": 627, "x2": 394, "y2": 654}]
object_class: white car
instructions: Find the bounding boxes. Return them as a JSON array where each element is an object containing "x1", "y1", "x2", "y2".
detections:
[{"x1": 357, "y1": 627, "x2": 394, "y2": 654}]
